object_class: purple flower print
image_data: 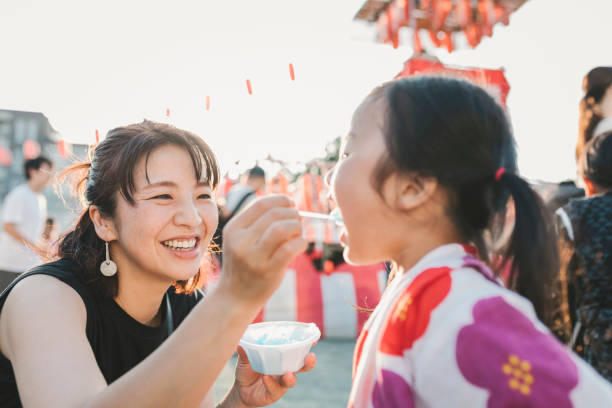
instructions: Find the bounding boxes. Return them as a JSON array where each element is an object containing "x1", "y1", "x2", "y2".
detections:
[
  {"x1": 456, "y1": 296, "x2": 579, "y2": 408},
  {"x1": 372, "y1": 370, "x2": 414, "y2": 408}
]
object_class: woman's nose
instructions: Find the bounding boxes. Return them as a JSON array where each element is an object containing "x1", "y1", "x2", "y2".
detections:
[{"x1": 174, "y1": 198, "x2": 202, "y2": 227}]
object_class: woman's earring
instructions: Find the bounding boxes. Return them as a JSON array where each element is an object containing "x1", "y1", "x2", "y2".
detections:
[{"x1": 100, "y1": 241, "x2": 117, "y2": 277}]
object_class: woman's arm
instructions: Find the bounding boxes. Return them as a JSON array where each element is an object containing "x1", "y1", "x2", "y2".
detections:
[{"x1": 0, "y1": 195, "x2": 307, "y2": 408}]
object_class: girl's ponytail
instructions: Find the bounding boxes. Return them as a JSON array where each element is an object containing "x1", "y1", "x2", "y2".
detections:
[{"x1": 498, "y1": 172, "x2": 559, "y2": 322}]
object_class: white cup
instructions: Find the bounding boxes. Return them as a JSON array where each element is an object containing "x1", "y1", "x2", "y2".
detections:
[{"x1": 239, "y1": 321, "x2": 321, "y2": 375}]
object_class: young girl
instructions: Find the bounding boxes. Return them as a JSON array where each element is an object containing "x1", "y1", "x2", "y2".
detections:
[
  {"x1": 329, "y1": 77, "x2": 612, "y2": 407},
  {"x1": 0, "y1": 121, "x2": 313, "y2": 407}
]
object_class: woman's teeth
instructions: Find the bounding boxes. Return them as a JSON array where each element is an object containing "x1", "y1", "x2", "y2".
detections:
[{"x1": 162, "y1": 238, "x2": 197, "y2": 250}]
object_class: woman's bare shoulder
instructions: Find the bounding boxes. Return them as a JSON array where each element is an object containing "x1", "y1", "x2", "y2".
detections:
[{"x1": 0, "y1": 274, "x2": 87, "y2": 359}]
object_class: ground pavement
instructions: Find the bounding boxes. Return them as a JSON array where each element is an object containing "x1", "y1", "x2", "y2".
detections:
[{"x1": 213, "y1": 339, "x2": 356, "y2": 407}]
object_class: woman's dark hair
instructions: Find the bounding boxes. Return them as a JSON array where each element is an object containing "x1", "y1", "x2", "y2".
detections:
[
  {"x1": 578, "y1": 67, "x2": 612, "y2": 161},
  {"x1": 57, "y1": 120, "x2": 220, "y2": 298},
  {"x1": 579, "y1": 130, "x2": 612, "y2": 189},
  {"x1": 370, "y1": 76, "x2": 558, "y2": 322}
]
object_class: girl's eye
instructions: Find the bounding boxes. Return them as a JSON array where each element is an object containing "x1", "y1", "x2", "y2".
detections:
[
  {"x1": 152, "y1": 194, "x2": 172, "y2": 200},
  {"x1": 197, "y1": 193, "x2": 212, "y2": 200}
]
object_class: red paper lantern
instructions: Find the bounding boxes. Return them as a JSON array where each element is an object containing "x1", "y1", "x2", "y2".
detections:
[
  {"x1": 57, "y1": 139, "x2": 68, "y2": 158},
  {"x1": 455, "y1": 0, "x2": 472, "y2": 27},
  {"x1": 432, "y1": 0, "x2": 452, "y2": 30},
  {"x1": 0, "y1": 147, "x2": 12, "y2": 167},
  {"x1": 289, "y1": 63, "x2": 295, "y2": 81},
  {"x1": 464, "y1": 23, "x2": 482, "y2": 48},
  {"x1": 23, "y1": 139, "x2": 41, "y2": 159}
]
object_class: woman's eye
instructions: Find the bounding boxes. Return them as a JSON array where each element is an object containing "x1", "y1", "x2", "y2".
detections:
[
  {"x1": 152, "y1": 194, "x2": 172, "y2": 200},
  {"x1": 197, "y1": 193, "x2": 212, "y2": 200}
]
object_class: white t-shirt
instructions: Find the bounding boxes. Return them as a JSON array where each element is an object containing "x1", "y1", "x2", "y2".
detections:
[
  {"x1": 0, "y1": 184, "x2": 47, "y2": 272},
  {"x1": 224, "y1": 184, "x2": 256, "y2": 215}
]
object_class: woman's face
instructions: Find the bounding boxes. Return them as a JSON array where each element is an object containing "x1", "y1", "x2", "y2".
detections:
[
  {"x1": 330, "y1": 96, "x2": 395, "y2": 265},
  {"x1": 110, "y1": 144, "x2": 218, "y2": 284}
]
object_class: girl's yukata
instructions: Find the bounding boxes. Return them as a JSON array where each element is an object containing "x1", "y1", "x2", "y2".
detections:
[{"x1": 348, "y1": 244, "x2": 612, "y2": 408}]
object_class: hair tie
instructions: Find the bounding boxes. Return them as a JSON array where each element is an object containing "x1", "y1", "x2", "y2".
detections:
[{"x1": 494, "y1": 167, "x2": 506, "y2": 182}]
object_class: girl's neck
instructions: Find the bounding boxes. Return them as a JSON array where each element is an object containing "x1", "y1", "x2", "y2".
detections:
[{"x1": 393, "y1": 224, "x2": 463, "y2": 280}]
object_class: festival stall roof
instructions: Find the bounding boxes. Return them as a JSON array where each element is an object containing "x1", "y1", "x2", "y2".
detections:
[{"x1": 354, "y1": 0, "x2": 528, "y2": 52}]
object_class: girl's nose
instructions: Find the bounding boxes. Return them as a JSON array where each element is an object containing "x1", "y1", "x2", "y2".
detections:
[{"x1": 324, "y1": 165, "x2": 335, "y2": 188}]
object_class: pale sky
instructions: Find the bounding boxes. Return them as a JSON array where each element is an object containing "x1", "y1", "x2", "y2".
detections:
[{"x1": 1, "y1": 0, "x2": 610, "y2": 182}]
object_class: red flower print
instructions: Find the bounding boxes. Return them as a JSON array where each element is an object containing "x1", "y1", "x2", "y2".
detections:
[
  {"x1": 379, "y1": 267, "x2": 452, "y2": 356},
  {"x1": 353, "y1": 328, "x2": 369, "y2": 379}
]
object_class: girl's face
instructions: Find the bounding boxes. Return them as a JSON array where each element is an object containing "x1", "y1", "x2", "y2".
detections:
[
  {"x1": 110, "y1": 144, "x2": 218, "y2": 285},
  {"x1": 331, "y1": 96, "x2": 396, "y2": 265}
]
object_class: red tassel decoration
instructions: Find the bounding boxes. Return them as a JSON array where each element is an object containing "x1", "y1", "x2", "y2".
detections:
[
  {"x1": 206, "y1": 96, "x2": 211, "y2": 111},
  {"x1": 455, "y1": 0, "x2": 472, "y2": 28},
  {"x1": 432, "y1": 0, "x2": 453, "y2": 30},
  {"x1": 413, "y1": 29, "x2": 423, "y2": 53},
  {"x1": 246, "y1": 79, "x2": 253, "y2": 95},
  {"x1": 429, "y1": 31, "x2": 442, "y2": 47},
  {"x1": 442, "y1": 31, "x2": 454, "y2": 53},
  {"x1": 95, "y1": 129, "x2": 100, "y2": 144},
  {"x1": 289, "y1": 63, "x2": 295, "y2": 81}
]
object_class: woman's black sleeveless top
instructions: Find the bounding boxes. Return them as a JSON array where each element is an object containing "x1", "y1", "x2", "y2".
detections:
[{"x1": 0, "y1": 259, "x2": 203, "y2": 407}]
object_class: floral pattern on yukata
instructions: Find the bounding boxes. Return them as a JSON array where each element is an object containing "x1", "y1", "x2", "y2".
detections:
[
  {"x1": 352, "y1": 328, "x2": 368, "y2": 379},
  {"x1": 379, "y1": 267, "x2": 452, "y2": 356},
  {"x1": 456, "y1": 296, "x2": 579, "y2": 408},
  {"x1": 372, "y1": 370, "x2": 414, "y2": 408}
]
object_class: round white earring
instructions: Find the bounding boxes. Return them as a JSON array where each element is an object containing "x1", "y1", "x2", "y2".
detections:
[{"x1": 100, "y1": 241, "x2": 117, "y2": 277}]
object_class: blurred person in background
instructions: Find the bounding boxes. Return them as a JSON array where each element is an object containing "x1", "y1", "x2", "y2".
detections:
[
  {"x1": 221, "y1": 166, "x2": 266, "y2": 220},
  {"x1": 0, "y1": 156, "x2": 53, "y2": 292},
  {"x1": 546, "y1": 67, "x2": 612, "y2": 212},
  {"x1": 214, "y1": 166, "x2": 266, "y2": 256},
  {"x1": 577, "y1": 67, "x2": 612, "y2": 160},
  {"x1": 554, "y1": 130, "x2": 612, "y2": 382}
]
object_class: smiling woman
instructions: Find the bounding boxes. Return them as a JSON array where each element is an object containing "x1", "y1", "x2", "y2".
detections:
[{"x1": 0, "y1": 121, "x2": 313, "y2": 408}]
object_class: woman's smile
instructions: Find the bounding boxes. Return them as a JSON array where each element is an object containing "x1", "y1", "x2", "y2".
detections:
[{"x1": 160, "y1": 235, "x2": 202, "y2": 259}]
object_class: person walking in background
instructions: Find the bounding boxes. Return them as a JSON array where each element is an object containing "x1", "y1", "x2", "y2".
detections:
[
  {"x1": 546, "y1": 66, "x2": 612, "y2": 212},
  {"x1": 0, "y1": 156, "x2": 53, "y2": 292},
  {"x1": 577, "y1": 67, "x2": 612, "y2": 161},
  {"x1": 554, "y1": 131, "x2": 612, "y2": 382},
  {"x1": 214, "y1": 166, "x2": 266, "y2": 255},
  {"x1": 221, "y1": 165, "x2": 266, "y2": 220}
]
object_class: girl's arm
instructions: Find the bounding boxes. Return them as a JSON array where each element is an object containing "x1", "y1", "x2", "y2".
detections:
[{"x1": 0, "y1": 195, "x2": 307, "y2": 408}]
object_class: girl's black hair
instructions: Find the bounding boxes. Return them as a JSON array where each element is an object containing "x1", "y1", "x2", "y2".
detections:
[
  {"x1": 57, "y1": 120, "x2": 220, "y2": 298},
  {"x1": 371, "y1": 76, "x2": 558, "y2": 322},
  {"x1": 578, "y1": 67, "x2": 612, "y2": 161},
  {"x1": 579, "y1": 130, "x2": 612, "y2": 189}
]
